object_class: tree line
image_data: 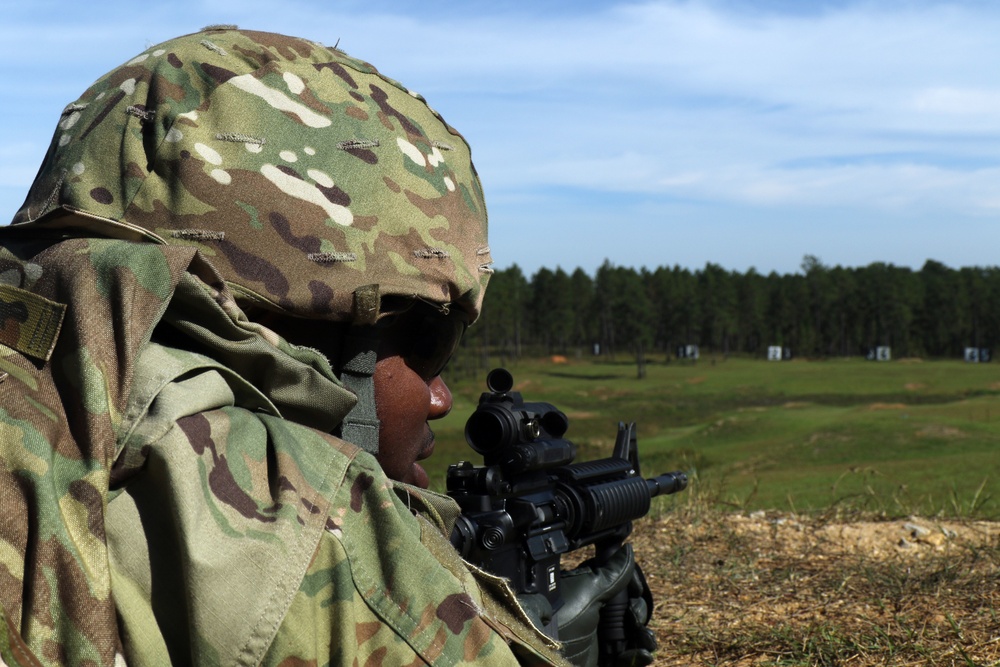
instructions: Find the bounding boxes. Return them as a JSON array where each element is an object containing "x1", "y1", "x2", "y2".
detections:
[{"x1": 451, "y1": 255, "x2": 1000, "y2": 374}]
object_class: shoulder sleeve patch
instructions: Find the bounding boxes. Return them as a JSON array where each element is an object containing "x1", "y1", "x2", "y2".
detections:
[{"x1": 0, "y1": 284, "x2": 67, "y2": 362}]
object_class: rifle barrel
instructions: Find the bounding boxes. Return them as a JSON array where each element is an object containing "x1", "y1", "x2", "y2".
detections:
[{"x1": 646, "y1": 471, "x2": 688, "y2": 497}]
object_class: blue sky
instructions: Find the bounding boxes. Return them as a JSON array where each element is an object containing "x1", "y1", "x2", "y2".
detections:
[{"x1": 3, "y1": 0, "x2": 1000, "y2": 277}]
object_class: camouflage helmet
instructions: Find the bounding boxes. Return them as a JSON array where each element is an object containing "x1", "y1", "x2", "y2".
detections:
[{"x1": 11, "y1": 26, "x2": 492, "y2": 325}]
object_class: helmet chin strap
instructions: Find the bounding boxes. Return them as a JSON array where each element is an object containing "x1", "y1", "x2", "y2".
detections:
[
  {"x1": 337, "y1": 286, "x2": 382, "y2": 455},
  {"x1": 338, "y1": 330, "x2": 380, "y2": 455}
]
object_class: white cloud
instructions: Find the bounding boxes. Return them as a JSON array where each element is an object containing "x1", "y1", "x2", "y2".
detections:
[
  {"x1": 443, "y1": 1, "x2": 1000, "y2": 219},
  {"x1": 912, "y1": 87, "x2": 1000, "y2": 116}
]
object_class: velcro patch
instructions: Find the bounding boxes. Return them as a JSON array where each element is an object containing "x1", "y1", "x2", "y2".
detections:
[{"x1": 0, "y1": 284, "x2": 66, "y2": 362}]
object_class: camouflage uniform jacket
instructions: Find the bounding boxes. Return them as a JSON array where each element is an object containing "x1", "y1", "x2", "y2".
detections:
[{"x1": 0, "y1": 234, "x2": 566, "y2": 666}]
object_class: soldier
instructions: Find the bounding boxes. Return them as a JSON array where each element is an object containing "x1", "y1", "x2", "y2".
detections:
[{"x1": 0, "y1": 27, "x2": 654, "y2": 666}]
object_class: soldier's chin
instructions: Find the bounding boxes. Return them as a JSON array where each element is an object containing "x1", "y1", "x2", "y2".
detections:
[{"x1": 410, "y1": 462, "x2": 429, "y2": 489}]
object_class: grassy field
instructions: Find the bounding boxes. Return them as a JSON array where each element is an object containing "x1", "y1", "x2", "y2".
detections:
[{"x1": 431, "y1": 355, "x2": 1000, "y2": 519}]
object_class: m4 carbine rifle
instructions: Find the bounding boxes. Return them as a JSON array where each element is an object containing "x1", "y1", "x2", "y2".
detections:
[{"x1": 447, "y1": 368, "x2": 688, "y2": 653}]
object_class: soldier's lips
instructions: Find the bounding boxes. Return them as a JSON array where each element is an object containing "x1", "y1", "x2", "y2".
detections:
[{"x1": 418, "y1": 437, "x2": 435, "y2": 461}]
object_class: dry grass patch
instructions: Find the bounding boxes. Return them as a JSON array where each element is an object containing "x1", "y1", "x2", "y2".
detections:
[{"x1": 633, "y1": 511, "x2": 1000, "y2": 666}]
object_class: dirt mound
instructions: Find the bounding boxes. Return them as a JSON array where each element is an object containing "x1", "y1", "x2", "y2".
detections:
[
  {"x1": 724, "y1": 512, "x2": 998, "y2": 559},
  {"x1": 632, "y1": 512, "x2": 1000, "y2": 666}
]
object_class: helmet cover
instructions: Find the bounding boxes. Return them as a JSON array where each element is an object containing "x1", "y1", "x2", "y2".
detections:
[{"x1": 12, "y1": 26, "x2": 492, "y2": 323}]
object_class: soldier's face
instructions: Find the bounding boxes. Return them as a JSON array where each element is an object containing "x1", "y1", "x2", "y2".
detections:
[
  {"x1": 369, "y1": 304, "x2": 465, "y2": 487},
  {"x1": 372, "y1": 345, "x2": 453, "y2": 488},
  {"x1": 254, "y1": 303, "x2": 461, "y2": 487}
]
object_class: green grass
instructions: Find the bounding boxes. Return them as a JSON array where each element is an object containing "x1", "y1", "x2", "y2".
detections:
[{"x1": 429, "y1": 356, "x2": 1000, "y2": 518}]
